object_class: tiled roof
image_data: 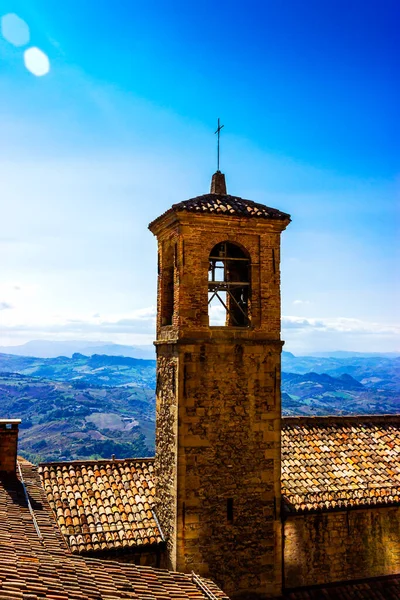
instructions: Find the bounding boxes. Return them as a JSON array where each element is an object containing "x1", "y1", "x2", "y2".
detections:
[
  {"x1": 282, "y1": 415, "x2": 400, "y2": 512},
  {"x1": 149, "y1": 193, "x2": 290, "y2": 228},
  {"x1": 0, "y1": 463, "x2": 229, "y2": 599},
  {"x1": 1, "y1": 458, "x2": 399, "y2": 599},
  {"x1": 285, "y1": 575, "x2": 400, "y2": 599},
  {"x1": 39, "y1": 416, "x2": 400, "y2": 559},
  {"x1": 38, "y1": 459, "x2": 163, "y2": 555}
]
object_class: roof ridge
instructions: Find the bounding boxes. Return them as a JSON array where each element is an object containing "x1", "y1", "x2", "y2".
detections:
[
  {"x1": 38, "y1": 456, "x2": 155, "y2": 468},
  {"x1": 283, "y1": 414, "x2": 400, "y2": 426}
]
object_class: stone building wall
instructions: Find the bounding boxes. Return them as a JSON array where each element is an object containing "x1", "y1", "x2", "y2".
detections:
[{"x1": 284, "y1": 507, "x2": 400, "y2": 588}]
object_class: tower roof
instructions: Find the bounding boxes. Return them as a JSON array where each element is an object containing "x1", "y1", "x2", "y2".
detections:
[
  {"x1": 170, "y1": 192, "x2": 290, "y2": 219},
  {"x1": 148, "y1": 171, "x2": 291, "y2": 230}
]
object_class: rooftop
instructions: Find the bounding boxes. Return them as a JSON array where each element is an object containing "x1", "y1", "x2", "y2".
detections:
[
  {"x1": 170, "y1": 193, "x2": 290, "y2": 220},
  {"x1": 1, "y1": 460, "x2": 399, "y2": 599},
  {"x1": 0, "y1": 462, "x2": 229, "y2": 599},
  {"x1": 37, "y1": 415, "x2": 400, "y2": 561},
  {"x1": 282, "y1": 415, "x2": 400, "y2": 513},
  {"x1": 148, "y1": 171, "x2": 291, "y2": 229},
  {"x1": 39, "y1": 458, "x2": 163, "y2": 555}
]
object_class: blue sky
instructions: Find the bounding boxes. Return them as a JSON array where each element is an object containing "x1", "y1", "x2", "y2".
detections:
[{"x1": 0, "y1": 0, "x2": 398, "y2": 353}]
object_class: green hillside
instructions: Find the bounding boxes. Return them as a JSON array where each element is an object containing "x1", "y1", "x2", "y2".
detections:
[{"x1": 0, "y1": 351, "x2": 398, "y2": 463}]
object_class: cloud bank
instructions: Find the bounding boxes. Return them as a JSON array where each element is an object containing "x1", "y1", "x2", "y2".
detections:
[{"x1": 1, "y1": 306, "x2": 398, "y2": 354}]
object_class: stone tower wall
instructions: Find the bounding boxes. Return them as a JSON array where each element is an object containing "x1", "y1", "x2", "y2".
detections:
[
  {"x1": 154, "y1": 349, "x2": 179, "y2": 564},
  {"x1": 174, "y1": 339, "x2": 283, "y2": 598},
  {"x1": 151, "y1": 210, "x2": 289, "y2": 599}
]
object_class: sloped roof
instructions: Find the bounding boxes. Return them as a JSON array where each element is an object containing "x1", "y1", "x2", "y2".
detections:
[
  {"x1": 148, "y1": 193, "x2": 290, "y2": 229},
  {"x1": 38, "y1": 416, "x2": 400, "y2": 560},
  {"x1": 0, "y1": 463, "x2": 229, "y2": 599},
  {"x1": 38, "y1": 459, "x2": 163, "y2": 554},
  {"x1": 282, "y1": 415, "x2": 400, "y2": 512},
  {"x1": 1, "y1": 461, "x2": 399, "y2": 600}
]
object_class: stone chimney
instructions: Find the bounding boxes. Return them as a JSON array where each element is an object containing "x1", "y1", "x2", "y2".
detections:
[
  {"x1": 0, "y1": 419, "x2": 21, "y2": 474},
  {"x1": 210, "y1": 171, "x2": 227, "y2": 195}
]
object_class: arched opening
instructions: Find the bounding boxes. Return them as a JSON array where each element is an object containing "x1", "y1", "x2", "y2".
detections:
[{"x1": 208, "y1": 241, "x2": 250, "y2": 326}]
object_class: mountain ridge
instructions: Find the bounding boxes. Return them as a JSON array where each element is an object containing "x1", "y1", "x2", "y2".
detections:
[{"x1": 1, "y1": 340, "x2": 398, "y2": 360}]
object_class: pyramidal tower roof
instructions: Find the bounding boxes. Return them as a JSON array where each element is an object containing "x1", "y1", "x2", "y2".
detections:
[{"x1": 148, "y1": 171, "x2": 291, "y2": 230}]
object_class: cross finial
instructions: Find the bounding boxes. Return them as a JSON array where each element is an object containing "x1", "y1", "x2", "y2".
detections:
[{"x1": 214, "y1": 118, "x2": 224, "y2": 172}]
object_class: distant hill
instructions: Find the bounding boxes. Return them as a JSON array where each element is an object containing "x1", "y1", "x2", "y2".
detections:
[
  {"x1": 0, "y1": 372, "x2": 155, "y2": 464},
  {"x1": 282, "y1": 352, "x2": 400, "y2": 393},
  {"x1": 306, "y1": 350, "x2": 400, "y2": 358},
  {"x1": 0, "y1": 352, "x2": 156, "y2": 387},
  {"x1": 0, "y1": 350, "x2": 398, "y2": 462},
  {"x1": 281, "y1": 371, "x2": 398, "y2": 416},
  {"x1": 0, "y1": 340, "x2": 155, "y2": 359}
]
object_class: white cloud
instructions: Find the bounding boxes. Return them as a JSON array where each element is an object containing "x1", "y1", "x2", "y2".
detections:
[
  {"x1": 208, "y1": 303, "x2": 226, "y2": 326},
  {"x1": 0, "y1": 306, "x2": 157, "y2": 346},
  {"x1": 282, "y1": 316, "x2": 400, "y2": 354},
  {"x1": 0, "y1": 302, "x2": 13, "y2": 310},
  {"x1": 1, "y1": 307, "x2": 398, "y2": 353},
  {"x1": 282, "y1": 316, "x2": 400, "y2": 335}
]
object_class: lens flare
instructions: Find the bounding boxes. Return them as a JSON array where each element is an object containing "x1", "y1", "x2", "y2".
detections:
[
  {"x1": 23, "y1": 47, "x2": 50, "y2": 77},
  {"x1": 1, "y1": 13, "x2": 30, "y2": 46}
]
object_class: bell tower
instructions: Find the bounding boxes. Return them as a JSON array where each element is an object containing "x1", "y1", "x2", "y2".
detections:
[{"x1": 149, "y1": 171, "x2": 290, "y2": 599}]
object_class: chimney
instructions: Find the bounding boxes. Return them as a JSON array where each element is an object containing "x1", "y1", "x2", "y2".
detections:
[
  {"x1": 0, "y1": 419, "x2": 21, "y2": 474},
  {"x1": 210, "y1": 171, "x2": 227, "y2": 195}
]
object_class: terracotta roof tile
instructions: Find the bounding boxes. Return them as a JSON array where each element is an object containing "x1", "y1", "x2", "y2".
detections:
[
  {"x1": 282, "y1": 415, "x2": 400, "y2": 512},
  {"x1": 39, "y1": 415, "x2": 400, "y2": 554},
  {"x1": 2, "y1": 459, "x2": 396, "y2": 600},
  {"x1": 149, "y1": 193, "x2": 290, "y2": 228},
  {"x1": 0, "y1": 464, "x2": 229, "y2": 599},
  {"x1": 38, "y1": 459, "x2": 163, "y2": 555}
]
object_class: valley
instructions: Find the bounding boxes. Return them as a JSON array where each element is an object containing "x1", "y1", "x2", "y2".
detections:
[{"x1": 0, "y1": 350, "x2": 398, "y2": 463}]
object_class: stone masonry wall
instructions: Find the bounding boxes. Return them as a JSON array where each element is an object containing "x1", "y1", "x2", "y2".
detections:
[
  {"x1": 176, "y1": 340, "x2": 283, "y2": 599},
  {"x1": 284, "y1": 507, "x2": 400, "y2": 588},
  {"x1": 154, "y1": 350, "x2": 178, "y2": 567}
]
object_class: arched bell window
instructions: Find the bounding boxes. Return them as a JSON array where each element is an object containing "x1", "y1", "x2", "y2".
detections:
[{"x1": 208, "y1": 242, "x2": 250, "y2": 326}]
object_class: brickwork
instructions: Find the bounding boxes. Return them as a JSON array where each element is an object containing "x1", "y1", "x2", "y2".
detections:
[
  {"x1": 0, "y1": 420, "x2": 20, "y2": 473},
  {"x1": 150, "y1": 187, "x2": 290, "y2": 599},
  {"x1": 153, "y1": 213, "x2": 286, "y2": 339},
  {"x1": 284, "y1": 507, "x2": 400, "y2": 589}
]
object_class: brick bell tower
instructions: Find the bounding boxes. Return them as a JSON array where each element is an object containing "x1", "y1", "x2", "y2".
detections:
[{"x1": 148, "y1": 170, "x2": 290, "y2": 599}]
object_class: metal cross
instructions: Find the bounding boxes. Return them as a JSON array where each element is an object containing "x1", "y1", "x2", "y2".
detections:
[{"x1": 214, "y1": 118, "x2": 224, "y2": 172}]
